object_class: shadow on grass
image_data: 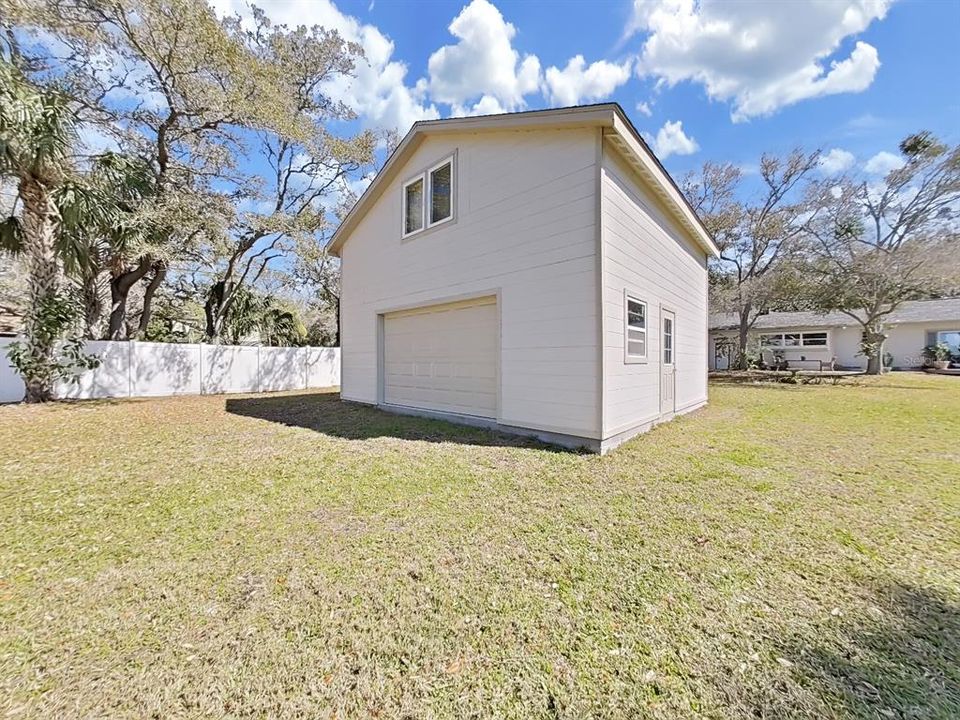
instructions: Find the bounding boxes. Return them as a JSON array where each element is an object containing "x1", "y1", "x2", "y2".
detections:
[
  {"x1": 774, "y1": 582, "x2": 960, "y2": 718},
  {"x1": 224, "y1": 392, "x2": 571, "y2": 451}
]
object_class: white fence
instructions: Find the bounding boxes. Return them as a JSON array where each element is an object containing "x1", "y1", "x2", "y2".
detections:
[{"x1": 0, "y1": 337, "x2": 340, "y2": 403}]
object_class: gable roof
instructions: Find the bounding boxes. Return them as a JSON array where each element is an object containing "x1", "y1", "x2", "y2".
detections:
[
  {"x1": 327, "y1": 103, "x2": 719, "y2": 258},
  {"x1": 710, "y1": 298, "x2": 960, "y2": 331}
]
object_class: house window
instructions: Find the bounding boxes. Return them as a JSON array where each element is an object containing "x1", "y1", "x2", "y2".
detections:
[
  {"x1": 403, "y1": 177, "x2": 424, "y2": 236},
  {"x1": 663, "y1": 316, "x2": 673, "y2": 364},
  {"x1": 625, "y1": 294, "x2": 647, "y2": 361},
  {"x1": 761, "y1": 331, "x2": 829, "y2": 348},
  {"x1": 937, "y1": 331, "x2": 960, "y2": 355},
  {"x1": 402, "y1": 154, "x2": 455, "y2": 237},
  {"x1": 802, "y1": 332, "x2": 828, "y2": 347}
]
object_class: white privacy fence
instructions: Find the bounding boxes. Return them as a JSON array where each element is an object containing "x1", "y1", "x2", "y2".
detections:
[{"x1": 0, "y1": 338, "x2": 340, "y2": 403}]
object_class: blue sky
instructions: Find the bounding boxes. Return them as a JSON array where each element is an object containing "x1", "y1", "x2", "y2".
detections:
[{"x1": 211, "y1": 0, "x2": 960, "y2": 184}]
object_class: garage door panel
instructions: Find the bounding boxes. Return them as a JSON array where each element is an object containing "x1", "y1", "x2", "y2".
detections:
[{"x1": 383, "y1": 298, "x2": 498, "y2": 419}]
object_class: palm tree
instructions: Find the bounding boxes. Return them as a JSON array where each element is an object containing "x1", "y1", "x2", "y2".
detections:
[
  {"x1": 0, "y1": 58, "x2": 79, "y2": 401},
  {"x1": 57, "y1": 152, "x2": 161, "y2": 339},
  {"x1": 222, "y1": 287, "x2": 306, "y2": 346}
]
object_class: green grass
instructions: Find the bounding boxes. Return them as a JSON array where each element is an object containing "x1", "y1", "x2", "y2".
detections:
[{"x1": 1, "y1": 374, "x2": 958, "y2": 719}]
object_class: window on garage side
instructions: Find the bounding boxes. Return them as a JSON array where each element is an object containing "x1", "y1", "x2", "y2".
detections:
[
  {"x1": 402, "y1": 154, "x2": 455, "y2": 238},
  {"x1": 625, "y1": 294, "x2": 647, "y2": 362},
  {"x1": 663, "y1": 316, "x2": 673, "y2": 364},
  {"x1": 429, "y1": 159, "x2": 453, "y2": 226},
  {"x1": 403, "y1": 176, "x2": 424, "y2": 236}
]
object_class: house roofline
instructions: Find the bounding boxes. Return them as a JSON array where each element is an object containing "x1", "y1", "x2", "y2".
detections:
[{"x1": 328, "y1": 103, "x2": 719, "y2": 258}]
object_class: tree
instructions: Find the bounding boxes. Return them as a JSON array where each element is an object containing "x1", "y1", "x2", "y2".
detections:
[
  {"x1": 220, "y1": 286, "x2": 306, "y2": 346},
  {"x1": 805, "y1": 132, "x2": 960, "y2": 374},
  {"x1": 5, "y1": 0, "x2": 308, "y2": 338},
  {"x1": 201, "y1": 10, "x2": 374, "y2": 341},
  {"x1": 290, "y1": 235, "x2": 341, "y2": 345},
  {"x1": 0, "y1": 58, "x2": 97, "y2": 401},
  {"x1": 683, "y1": 150, "x2": 822, "y2": 368}
]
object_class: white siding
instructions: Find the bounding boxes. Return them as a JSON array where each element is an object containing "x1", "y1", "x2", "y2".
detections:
[
  {"x1": 340, "y1": 128, "x2": 601, "y2": 439},
  {"x1": 834, "y1": 321, "x2": 958, "y2": 369},
  {"x1": 600, "y1": 142, "x2": 709, "y2": 437},
  {"x1": 885, "y1": 321, "x2": 958, "y2": 368}
]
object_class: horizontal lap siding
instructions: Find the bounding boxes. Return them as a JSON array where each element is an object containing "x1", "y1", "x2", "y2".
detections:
[
  {"x1": 600, "y1": 144, "x2": 708, "y2": 436},
  {"x1": 341, "y1": 128, "x2": 601, "y2": 438}
]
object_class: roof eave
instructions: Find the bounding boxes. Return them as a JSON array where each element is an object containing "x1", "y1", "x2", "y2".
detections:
[{"x1": 607, "y1": 109, "x2": 720, "y2": 258}]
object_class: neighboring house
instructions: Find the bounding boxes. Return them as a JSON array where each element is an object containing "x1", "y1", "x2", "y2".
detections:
[
  {"x1": 709, "y1": 298, "x2": 960, "y2": 370},
  {"x1": 329, "y1": 104, "x2": 718, "y2": 453}
]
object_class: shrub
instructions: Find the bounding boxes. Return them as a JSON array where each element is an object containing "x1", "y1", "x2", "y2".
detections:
[{"x1": 921, "y1": 343, "x2": 952, "y2": 363}]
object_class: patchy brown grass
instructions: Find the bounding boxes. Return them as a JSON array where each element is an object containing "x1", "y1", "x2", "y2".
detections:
[{"x1": 1, "y1": 374, "x2": 958, "y2": 719}]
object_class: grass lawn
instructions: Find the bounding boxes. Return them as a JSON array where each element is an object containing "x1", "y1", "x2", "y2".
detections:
[{"x1": 1, "y1": 374, "x2": 958, "y2": 719}]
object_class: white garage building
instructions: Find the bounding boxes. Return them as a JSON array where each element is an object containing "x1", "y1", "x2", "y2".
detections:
[{"x1": 329, "y1": 104, "x2": 718, "y2": 452}]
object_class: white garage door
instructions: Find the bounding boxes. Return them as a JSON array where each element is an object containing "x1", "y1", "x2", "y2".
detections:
[{"x1": 383, "y1": 296, "x2": 498, "y2": 418}]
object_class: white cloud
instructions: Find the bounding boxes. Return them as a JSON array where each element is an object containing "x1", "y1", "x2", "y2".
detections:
[
  {"x1": 210, "y1": 0, "x2": 438, "y2": 133},
  {"x1": 864, "y1": 150, "x2": 905, "y2": 175},
  {"x1": 426, "y1": 0, "x2": 541, "y2": 111},
  {"x1": 449, "y1": 95, "x2": 508, "y2": 118},
  {"x1": 819, "y1": 148, "x2": 855, "y2": 175},
  {"x1": 543, "y1": 56, "x2": 632, "y2": 107},
  {"x1": 635, "y1": 101, "x2": 653, "y2": 117},
  {"x1": 646, "y1": 119, "x2": 698, "y2": 159},
  {"x1": 627, "y1": 0, "x2": 891, "y2": 121},
  {"x1": 211, "y1": 0, "x2": 640, "y2": 133}
]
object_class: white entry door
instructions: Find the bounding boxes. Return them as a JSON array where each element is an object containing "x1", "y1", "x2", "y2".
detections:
[
  {"x1": 382, "y1": 296, "x2": 498, "y2": 418},
  {"x1": 660, "y1": 309, "x2": 676, "y2": 417}
]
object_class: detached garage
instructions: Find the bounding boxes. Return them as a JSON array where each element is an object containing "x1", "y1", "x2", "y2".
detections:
[{"x1": 329, "y1": 104, "x2": 718, "y2": 453}]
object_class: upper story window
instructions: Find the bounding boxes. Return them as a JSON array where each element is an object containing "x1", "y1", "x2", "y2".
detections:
[
  {"x1": 625, "y1": 294, "x2": 647, "y2": 362},
  {"x1": 402, "y1": 154, "x2": 455, "y2": 238},
  {"x1": 403, "y1": 177, "x2": 424, "y2": 235}
]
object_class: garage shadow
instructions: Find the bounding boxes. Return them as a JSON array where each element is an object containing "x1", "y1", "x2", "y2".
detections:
[
  {"x1": 224, "y1": 392, "x2": 573, "y2": 451},
  {"x1": 765, "y1": 581, "x2": 960, "y2": 717}
]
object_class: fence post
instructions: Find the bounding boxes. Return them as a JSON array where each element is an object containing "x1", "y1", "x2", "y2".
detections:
[
  {"x1": 256, "y1": 345, "x2": 261, "y2": 393},
  {"x1": 199, "y1": 343, "x2": 205, "y2": 395}
]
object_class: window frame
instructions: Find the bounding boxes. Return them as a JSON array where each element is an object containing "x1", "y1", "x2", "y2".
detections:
[
  {"x1": 426, "y1": 156, "x2": 454, "y2": 229},
  {"x1": 663, "y1": 314, "x2": 674, "y2": 365},
  {"x1": 400, "y1": 153, "x2": 456, "y2": 240},
  {"x1": 801, "y1": 331, "x2": 828, "y2": 347},
  {"x1": 936, "y1": 330, "x2": 960, "y2": 356},
  {"x1": 760, "y1": 331, "x2": 831, "y2": 349},
  {"x1": 624, "y1": 291, "x2": 648, "y2": 364},
  {"x1": 401, "y1": 175, "x2": 425, "y2": 238}
]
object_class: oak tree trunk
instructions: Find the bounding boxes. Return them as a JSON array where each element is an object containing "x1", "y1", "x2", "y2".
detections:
[
  {"x1": 106, "y1": 256, "x2": 152, "y2": 340},
  {"x1": 735, "y1": 302, "x2": 752, "y2": 370},
  {"x1": 862, "y1": 325, "x2": 887, "y2": 375},
  {"x1": 136, "y1": 262, "x2": 166, "y2": 337}
]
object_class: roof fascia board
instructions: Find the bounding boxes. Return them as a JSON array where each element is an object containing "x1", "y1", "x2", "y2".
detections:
[{"x1": 609, "y1": 111, "x2": 720, "y2": 257}]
